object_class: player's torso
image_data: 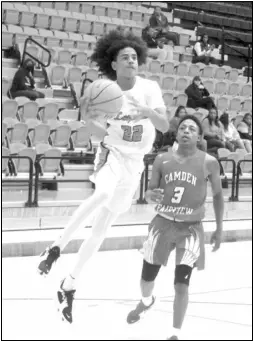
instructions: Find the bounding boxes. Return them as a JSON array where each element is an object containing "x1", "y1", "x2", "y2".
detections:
[
  {"x1": 156, "y1": 150, "x2": 208, "y2": 222},
  {"x1": 104, "y1": 78, "x2": 156, "y2": 156}
]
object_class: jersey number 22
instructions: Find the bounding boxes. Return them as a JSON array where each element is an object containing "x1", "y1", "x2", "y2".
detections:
[{"x1": 121, "y1": 125, "x2": 143, "y2": 142}]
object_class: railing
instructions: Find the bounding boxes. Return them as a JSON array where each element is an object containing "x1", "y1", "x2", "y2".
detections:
[
  {"x1": 33, "y1": 155, "x2": 95, "y2": 207},
  {"x1": 21, "y1": 37, "x2": 51, "y2": 68},
  {"x1": 235, "y1": 159, "x2": 252, "y2": 200},
  {"x1": 2, "y1": 155, "x2": 34, "y2": 207},
  {"x1": 218, "y1": 158, "x2": 237, "y2": 201}
]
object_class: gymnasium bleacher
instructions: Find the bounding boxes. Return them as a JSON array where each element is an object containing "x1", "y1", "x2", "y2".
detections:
[{"x1": 2, "y1": 1, "x2": 252, "y2": 209}]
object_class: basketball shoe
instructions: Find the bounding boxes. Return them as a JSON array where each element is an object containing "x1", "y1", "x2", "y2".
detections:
[
  {"x1": 56, "y1": 280, "x2": 76, "y2": 324},
  {"x1": 38, "y1": 246, "x2": 60, "y2": 275},
  {"x1": 127, "y1": 296, "x2": 156, "y2": 324}
]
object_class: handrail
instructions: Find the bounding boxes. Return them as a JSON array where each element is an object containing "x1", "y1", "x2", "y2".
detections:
[
  {"x1": 235, "y1": 159, "x2": 252, "y2": 200},
  {"x1": 2, "y1": 155, "x2": 34, "y2": 207},
  {"x1": 21, "y1": 37, "x2": 51, "y2": 68},
  {"x1": 218, "y1": 158, "x2": 237, "y2": 201}
]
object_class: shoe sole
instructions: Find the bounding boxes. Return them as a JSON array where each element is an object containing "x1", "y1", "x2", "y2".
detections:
[{"x1": 54, "y1": 290, "x2": 73, "y2": 324}]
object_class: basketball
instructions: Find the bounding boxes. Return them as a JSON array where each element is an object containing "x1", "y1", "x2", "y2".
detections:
[{"x1": 86, "y1": 79, "x2": 124, "y2": 116}]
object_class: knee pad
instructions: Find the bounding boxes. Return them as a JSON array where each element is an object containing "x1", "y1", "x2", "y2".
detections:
[
  {"x1": 141, "y1": 260, "x2": 161, "y2": 282},
  {"x1": 174, "y1": 265, "x2": 193, "y2": 286}
]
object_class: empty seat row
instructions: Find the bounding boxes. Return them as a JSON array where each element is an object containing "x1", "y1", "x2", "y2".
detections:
[
  {"x1": 217, "y1": 149, "x2": 252, "y2": 176},
  {"x1": 2, "y1": 5, "x2": 144, "y2": 36}
]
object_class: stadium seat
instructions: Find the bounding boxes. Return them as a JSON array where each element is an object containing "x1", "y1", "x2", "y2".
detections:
[
  {"x1": 188, "y1": 64, "x2": 200, "y2": 77},
  {"x1": 85, "y1": 68, "x2": 99, "y2": 81},
  {"x1": 78, "y1": 15, "x2": 92, "y2": 35},
  {"x1": 57, "y1": 49, "x2": 72, "y2": 65},
  {"x1": 240, "y1": 84, "x2": 252, "y2": 98},
  {"x1": 35, "y1": 143, "x2": 52, "y2": 155},
  {"x1": 13, "y1": 147, "x2": 36, "y2": 175},
  {"x1": 202, "y1": 65, "x2": 215, "y2": 78},
  {"x1": 175, "y1": 62, "x2": 189, "y2": 77},
  {"x1": 66, "y1": 66, "x2": 83, "y2": 85},
  {"x1": 32, "y1": 6, "x2": 50, "y2": 29},
  {"x1": 58, "y1": 10, "x2": 78, "y2": 33},
  {"x1": 50, "y1": 124, "x2": 72, "y2": 152},
  {"x1": 229, "y1": 97, "x2": 242, "y2": 112},
  {"x1": 241, "y1": 99, "x2": 252, "y2": 112},
  {"x1": 40, "y1": 2, "x2": 54, "y2": 9},
  {"x1": 9, "y1": 142, "x2": 27, "y2": 155},
  {"x1": 15, "y1": 97, "x2": 31, "y2": 108},
  {"x1": 54, "y1": 2, "x2": 67, "y2": 11},
  {"x1": 24, "y1": 44, "x2": 41, "y2": 60},
  {"x1": 162, "y1": 76, "x2": 176, "y2": 91},
  {"x1": 218, "y1": 148, "x2": 230, "y2": 159},
  {"x1": 48, "y1": 65, "x2": 67, "y2": 87},
  {"x1": 14, "y1": 4, "x2": 35, "y2": 27},
  {"x1": 68, "y1": 2, "x2": 81, "y2": 14},
  {"x1": 2, "y1": 122, "x2": 8, "y2": 147},
  {"x1": 2, "y1": 78, "x2": 12, "y2": 96},
  {"x1": 2, "y1": 3, "x2": 19, "y2": 25},
  {"x1": 7, "y1": 25, "x2": 28, "y2": 44},
  {"x1": 202, "y1": 79, "x2": 215, "y2": 94},
  {"x1": 9, "y1": 123, "x2": 28, "y2": 145},
  {"x1": 3, "y1": 100, "x2": 18, "y2": 120},
  {"x1": 70, "y1": 125, "x2": 92, "y2": 152},
  {"x1": 174, "y1": 93, "x2": 188, "y2": 107},
  {"x1": 217, "y1": 96, "x2": 229, "y2": 111},
  {"x1": 221, "y1": 152, "x2": 242, "y2": 176},
  {"x1": 215, "y1": 81, "x2": 228, "y2": 95},
  {"x1": 73, "y1": 51, "x2": 89, "y2": 66},
  {"x1": 148, "y1": 60, "x2": 162, "y2": 74},
  {"x1": 20, "y1": 101, "x2": 39, "y2": 122},
  {"x1": 58, "y1": 109, "x2": 79, "y2": 122},
  {"x1": 175, "y1": 77, "x2": 189, "y2": 92},
  {"x1": 54, "y1": 31, "x2": 74, "y2": 49},
  {"x1": 80, "y1": 2, "x2": 94, "y2": 15},
  {"x1": 28, "y1": 124, "x2": 51, "y2": 147},
  {"x1": 240, "y1": 153, "x2": 252, "y2": 175},
  {"x1": 148, "y1": 74, "x2": 162, "y2": 87},
  {"x1": 227, "y1": 68, "x2": 239, "y2": 82},
  {"x1": 2, "y1": 147, "x2": 10, "y2": 176},
  {"x1": 39, "y1": 148, "x2": 62, "y2": 177},
  {"x1": 38, "y1": 29, "x2": 60, "y2": 47},
  {"x1": 162, "y1": 91, "x2": 174, "y2": 107},
  {"x1": 214, "y1": 67, "x2": 227, "y2": 80},
  {"x1": 162, "y1": 61, "x2": 176, "y2": 75},
  {"x1": 39, "y1": 102, "x2": 59, "y2": 122},
  {"x1": 228, "y1": 82, "x2": 241, "y2": 97}
]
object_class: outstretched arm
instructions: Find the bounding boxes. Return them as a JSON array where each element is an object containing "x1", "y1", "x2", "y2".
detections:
[{"x1": 145, "y1": 154, "x2": 164, "y2": 204}]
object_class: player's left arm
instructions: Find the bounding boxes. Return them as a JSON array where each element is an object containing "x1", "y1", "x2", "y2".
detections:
[
  {"x1": 207, "y1": 155, "x2": 224, "y2": 251},
  {"x1": 146, "y1": 106, "x2": 169, "y2": 134}
]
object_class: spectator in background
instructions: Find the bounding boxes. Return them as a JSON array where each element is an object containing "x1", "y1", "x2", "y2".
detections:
[
  {"x1": 149, "y1": 6, "x2": 180, "y2": 46},
  {"x1": 9, "y1": 59, "x2": 45, "y2": 100},
  {"x1": 163, "y1": 106, "x2": 207, "y2": 151},
  {"x1": 142, "y1": 26, "x2": 167, "y2": 61},
  {"x1": 192, "y1": 34, "x2": 216, "y2": 65},
  {"x1": 237, "y1": 113, "x2": 252, "y2": 153},
  {"x1": 185, "y1": 76, "x2": 216, "y2": 110},
  {"x1": 202, "y1": 108, "x2": 234, "y2": 153},
  {"x1": 219, "y1": 112, "x2": 246, "y2": 151}
]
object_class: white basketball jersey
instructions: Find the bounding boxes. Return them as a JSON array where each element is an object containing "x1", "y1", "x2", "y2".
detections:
[{"x1": 104, "y1": 76, "x2": 165, "y2": 157}]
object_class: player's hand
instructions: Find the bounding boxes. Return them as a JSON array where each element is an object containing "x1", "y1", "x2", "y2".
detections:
[
  {"x1": 128, "y1": 97, "x2": 151, "y2": 122},
  {"x1": 210, "y1": 229, "x2": 222, "y2": 252},
  {"x1": 145, "y1": 188, "x2": 164, "y2": 204}
]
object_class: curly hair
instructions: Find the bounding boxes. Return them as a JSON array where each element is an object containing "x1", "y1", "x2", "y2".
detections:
[{"x1": 91, "y1": 30, "x2": 148, "y2": 80}]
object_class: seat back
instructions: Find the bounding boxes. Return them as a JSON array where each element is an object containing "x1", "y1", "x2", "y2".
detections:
[
  {"x1": 17, "y1": 147, "x2": 36, "y2": 173},
  {"x1": 72, "y1": 125, "x2": 91, "y2": 148},
  {"x1": 162, "y1": 76, "x2": 176, "y2": 91},
  {"x1": 40, "y1": 148, "x2": 62, "y2": 174},
  {"x1": 41, "y1": 102, "x2": 59, "y2": 122},
  {"x1": 240, "y1": 84, "x2": 252, "y2": 98},
  {"x1": 22, "y1": 101, "x2": 39, "y2": 121},
  {"x1": 32, "y1": 124, "x2": 51, "y2": 145},
  {"x1": 52, "y1": 125, "x2": 71, "y2": 147},
  {"x1": 10, "y1": 123, "x2": 28, "y2": 144},
  {"x1": 228, "y1": 82, "x2": 240, "y2": 96},
  {"x1": 215, "y1": 81, "x2": 228, "y2": 95},
  {"x1": 3, "y1": 100, "x2": 18, "y2": 119},
  {"x1": 2, "y1": 147, "x2": 10, "y2": 174},
  {"x1": 50, "y1": 65, "x2": 66, "y2": 86},
  {"x1": 175, "y1": 77, "x2": 189, "y2": 92}
]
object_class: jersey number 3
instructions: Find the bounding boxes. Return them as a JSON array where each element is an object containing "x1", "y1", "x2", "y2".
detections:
[
  {"x1": 171, "y1": 187, "x2": 185, "y2": 204},
  {"x1": 121, "y1": 125, "x2": 143, "y2": 142}
]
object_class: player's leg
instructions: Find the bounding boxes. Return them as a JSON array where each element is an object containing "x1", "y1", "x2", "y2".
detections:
[
  {"x1": 168, "y1": 223, "x2": 202, "y2": 340},
  {"x1": 127, "y1": 215, "x2": 174, "y2": 324},
  {"x1": 38, "y1": 145, "x2": 120, "y2": 276},
  {"x1": 56, "y1": 206, "x2": 119, "y2": 323}
]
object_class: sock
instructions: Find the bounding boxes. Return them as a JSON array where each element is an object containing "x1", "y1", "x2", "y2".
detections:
[
  {"x1": 62, "y1": 274, "x2": 75, "y2": 291},
  {"x1": 169, "y1": 327, "x2": 181, "y2": 339},
  {"x1": 142, "y1": 296, "x2": 153, "y2": 306}
]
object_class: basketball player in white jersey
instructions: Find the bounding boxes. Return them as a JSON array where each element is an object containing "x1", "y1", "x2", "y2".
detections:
[{"x1": 37, "y1": 30, "x2": 169, "y2": 323}]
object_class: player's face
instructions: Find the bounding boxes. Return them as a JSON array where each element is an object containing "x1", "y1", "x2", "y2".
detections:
[
  {"x1": 112, "y1": 47, "x2": 138, "y2": 79},
  {"x1": 177, "y1": 119, "x2": 200, "y2": 146}
]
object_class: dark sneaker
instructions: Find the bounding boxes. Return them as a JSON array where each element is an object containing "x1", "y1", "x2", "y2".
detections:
[
  {"x1": 56, "y1": 280, "x2": 76, "y2": 324},
  {"x1": 38, "y1": 246, "x2": 60, "y2": 275},
  {"x1": 127, "y1": 296, "x2": 155, "y2": 324},
  {"x1": 167, "y1": 336, "x2": 179, "y2": 340}
]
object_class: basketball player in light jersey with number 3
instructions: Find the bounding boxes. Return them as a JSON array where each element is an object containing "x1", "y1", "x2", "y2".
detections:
[{"x1": 37, "y1": 30, "x2": 169, "y2": 323}]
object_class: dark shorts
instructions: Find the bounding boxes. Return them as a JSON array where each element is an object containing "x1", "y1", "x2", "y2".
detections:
[{"x1": 143, "y1": 214, "x2": 204, "y2": 268}]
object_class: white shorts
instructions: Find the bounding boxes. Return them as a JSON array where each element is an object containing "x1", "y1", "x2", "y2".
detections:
[{"x1": 91, "y1": 144, "x2": 144, "y2": 213}]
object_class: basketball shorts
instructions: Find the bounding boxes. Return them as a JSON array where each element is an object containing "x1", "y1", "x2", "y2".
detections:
[
  {"x1": 90, "y1": 143, "x2": 144, "y2": 214},
  {"x1": 143, "y1": 214, "x2": 204, "y2": 268}
]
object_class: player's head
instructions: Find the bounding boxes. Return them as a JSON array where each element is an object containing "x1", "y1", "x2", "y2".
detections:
[
  {"x1": 174, "y1": 106, "x2": 187, "y2": 119},
  {"x1": 91, "y1": 30, "x2": 147, "y2": 80},
  {"x1": 176, "y1": 115, "x2": 203, "y2": 147}
]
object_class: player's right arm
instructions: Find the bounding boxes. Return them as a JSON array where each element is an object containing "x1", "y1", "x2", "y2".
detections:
[{"x1": 145, "y1": 154, "x2": 164, "y2": 204}]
